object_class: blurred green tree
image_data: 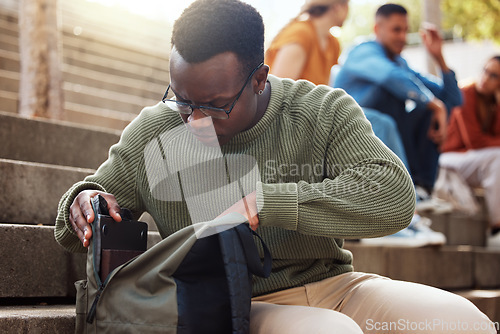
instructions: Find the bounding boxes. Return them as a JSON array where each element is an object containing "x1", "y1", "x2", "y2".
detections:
[{"x1": 442, "y1": 0, "x2": 500, "y2": 44}]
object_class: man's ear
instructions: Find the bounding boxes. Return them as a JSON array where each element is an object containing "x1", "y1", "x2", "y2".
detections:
[
  {"x1": 254, "y1": 64, "x2": 269, "y2": 93},
  {"x1": 374, "y1": 22, "x2": 380, "y2": 37}
]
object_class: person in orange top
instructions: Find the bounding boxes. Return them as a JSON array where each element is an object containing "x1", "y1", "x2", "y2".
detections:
[
  {"x1": 440, "y1": 56, "x2": 500, "y2": 247},
  {"x1": 265, "y1": 0, "x2": 349, "y2": 85}
]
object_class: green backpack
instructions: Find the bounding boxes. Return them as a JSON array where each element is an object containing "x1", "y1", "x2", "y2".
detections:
[{"x1": 75, "y1": 197, "x2": 271, "y2": 334}]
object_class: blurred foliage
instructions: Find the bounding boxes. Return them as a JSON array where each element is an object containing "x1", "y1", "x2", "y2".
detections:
[
  {"x1": 340, "y1": 0, "x2": 422, "y2": 46},
  {"x1": 442, "y1": 0, "x2": 500, "y2": 44}
]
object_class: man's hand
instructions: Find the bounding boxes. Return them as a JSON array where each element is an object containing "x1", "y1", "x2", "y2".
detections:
[
  {"x1": 420, "y1": 23, "x2": 449, "y2": 72},
  {"x1": 217, "y1": 191, "x2": 259, "y2": 231},
  {"x1": 427, "y1": 98, "x2": 448, "y2": 145},
  {"x1": 69, "y1": 190, "x2": 122, "y2": 248}
]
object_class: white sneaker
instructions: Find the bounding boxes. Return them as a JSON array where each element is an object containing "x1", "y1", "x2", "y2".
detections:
[
  {"x1": 361, "y1": 214, "x2": 446, "y2": 247},
  {"x1": 487, "y1": 231, "x2": 500, "y2": 249},
  {"x1": 415, "y1": 197, "x2": 454, "y2": 215}
]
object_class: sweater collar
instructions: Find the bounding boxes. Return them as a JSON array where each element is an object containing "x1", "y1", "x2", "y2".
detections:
[{"x1": 223, "y1": 75, "x2": 284, "y2": 148}]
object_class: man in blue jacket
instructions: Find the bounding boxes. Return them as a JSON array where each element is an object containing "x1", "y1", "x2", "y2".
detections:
[{"x1": 335, "y1": 3, "x2": 462, "y2": 194}]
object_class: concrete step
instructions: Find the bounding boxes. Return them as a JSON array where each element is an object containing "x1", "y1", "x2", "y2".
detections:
[
  {"x1": 0, "y1": 110, "x2": 120, "y2": 168},
  {"x1": 345, "y1": 242, "x2": 500, "y2": 290},
  {"x1": 0, "y1": 305, "x2": 75, "y2": 333},
  {"x1": 63, "y1": 102, "x2": 135, "y2": 131},
  {"x1": 420, "y1": 209, "x2": 489, "y2": 247},
  {"x1": 0, "y1": 33, "x2": 19, "y2": 53},
  {"x1": 0, "y1": 224, "x2": 86, "y2": 298},
  {"x1": 0, "y1": 223, "x2": 161, "y2": 298},
  {"x1": 0, "y1": 18, "x2": 18, "y2": 38},
  {"x1": 0, "y1": 0, "x2": 18, "y2": 17},
  {"x1": 455, "y1": 290, "x2": 500, "y2": 327},
  {"x1": 61, "y1": 47, "x2": 169, "y2": 85},
  {"x1": 62, "y1": 63, "x2": 165, "y2": 101},
  {"x1": 0, "y1": 48, "x2": 19, "y2": 72},
  {"x1": 0, "y1": 90, "x2": 17, "y2": 113},
  {"x1": 61, "y1": 30, "x2": 169, "y2": 73},
  {"x1": 0, "y1": 157, "x2": 158, "y2": 229},
  {"x1": 60, "y1": 0, "x2": 171, "y2": 58},
  {"x1": 0, "y1": 68, "x2": 19, "y2": 92},
  {"x1": 0, "y1": 159, "x2": 95, "y2": 225},
  {"x1": 0, "y1": 292, "x2": 497, "y2": 333},
  {"x1": 63, "y1": 81, "x2": 156, "y2": 115}
]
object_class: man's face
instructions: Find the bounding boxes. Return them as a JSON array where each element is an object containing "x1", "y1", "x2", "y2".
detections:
[
  {"x1": 375, "y1": 13, "x2": 408, "y2": 57},
  {"x1": 168, "y1": 49, "x2": 265, "y2": 146}
]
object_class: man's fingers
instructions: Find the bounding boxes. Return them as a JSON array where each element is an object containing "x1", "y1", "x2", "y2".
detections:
[
  {"x1": 78, "y1": 193, "x2": 95, "y2": 224},
  {"x1": 69, "y1": 203, "x2": 92, "y2": 247},
  {"x1": 102, "y1": 194, "x2": 122, "y2": 222}
]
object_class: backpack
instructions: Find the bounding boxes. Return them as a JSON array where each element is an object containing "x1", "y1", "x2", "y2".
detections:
[{"x1": 75, "y1": 197, "x2": 272, "y2": 334}]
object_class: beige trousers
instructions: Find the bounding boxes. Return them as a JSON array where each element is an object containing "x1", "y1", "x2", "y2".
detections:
[
  {"x1": 439, "y1": 147, "x2": 500, "y2": 227},
  {"x1": 250, "y1": 272, "x2": 496, "y2": 334}
]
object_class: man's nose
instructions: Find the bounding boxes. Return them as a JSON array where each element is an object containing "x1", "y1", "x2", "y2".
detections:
[
  {"x1": 187, "y1": 108, "x2": 212, "y2": 126},
  {"x1": 399, "y1": 31, "x2": 407, "y2": 42},
  {"x1": 187, "y1": 107, "x2": 207, "y2": 122}
]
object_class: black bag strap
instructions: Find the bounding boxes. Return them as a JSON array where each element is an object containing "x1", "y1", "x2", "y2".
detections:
[{"x1": 235, "y1": 224, "x2": 272, "y2": 278}]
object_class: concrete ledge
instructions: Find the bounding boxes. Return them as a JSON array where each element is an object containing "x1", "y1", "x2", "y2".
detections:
[
  {"x1": 474, "y1": 249, "x2": 500, "y2": 289},
  {"x1": 63, "y1": 81, "x2": 154, "y2": 115},
  {"x1": 346, "y1": 243, "x2": 476, "y2": 290},
  {"x1": 0, "y1": 224, "x2": 86, "y2": 298},
  {"x1": 63, "y1": 102, "x2": 134, "y2": 132},
  {"x1": 420, "y1": 211, "x2": 488, "y2": 247},
  {"x1": 0, "y1": 48, "x2": 19, "y2": 72},
  {"x1": 419, "y1": 194, "x2": 489, "y2": 247},
  {"x1": 62, "y1": 48, "x2": 168, "y2": 85},
  {"x1": 0, "y1": 90, "x2": 17, "y2": 113},
  {"x1": 0, "y1": 293, "x2": 498, "y2": 333},
  {"x1": 0, "y1": 159, "x2": 94, "y2": 225},
  {"x1": 0, "y1": 305, "x2": 75, "y2": 333},
  {"x1": 456, "y1": 290, "x2": 500, "y2": 325},
  {"x1": 62, "y1": 63, "x2": 163, "y2": 100},
  {"x1": 0, "y1": 69, "x2": 18, "y2": 93},
  {"x1": 61, "y1": 31, "x2": 169, "y2": 74},
  {"x1": 347, "y1": 242, "x2": 500, "y2": 291},
  {"x1": 0, "y1": 223, "x2": 161, "y2": 298},
  {"x1": 0, "y1": 111, "x2": 120, "y2": 169},
  {"x1": 386, "y1": 245, "x2": 474, "y2": 290}
]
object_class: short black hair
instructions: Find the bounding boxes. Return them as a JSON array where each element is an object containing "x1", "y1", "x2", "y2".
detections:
[
  {"x1": 171, "y1": 0, "x2": 265, "y2": 76},
  {"x1": 306, "y1": 5, "x2": 330, "y2": 18},
  {"x1": 376, "y1": 3, "x2": 407, "y2": 18}
]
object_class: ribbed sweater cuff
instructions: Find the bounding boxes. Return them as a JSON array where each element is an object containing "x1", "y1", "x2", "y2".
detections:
[
  {"x1": 55, "y1": 181, "x2": 106, "y2": 253},
  {"x1": 256, "y1": 182, "x2": 298, "y2": 231}
]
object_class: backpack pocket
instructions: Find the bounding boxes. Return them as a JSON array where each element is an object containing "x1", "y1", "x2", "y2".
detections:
[{"x1": 75, "y1": 279, "x2": 90, "y2": 334}]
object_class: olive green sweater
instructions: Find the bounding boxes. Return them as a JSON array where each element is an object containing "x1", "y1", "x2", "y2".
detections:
[{"x1": 55, "y1": 75, "x2": 415, "y2": 296}]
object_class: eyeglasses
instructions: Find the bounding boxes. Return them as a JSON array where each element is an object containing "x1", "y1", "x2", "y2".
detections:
[
  {"x1": 483, "y1": 68, "x2": 500, "y2": 81},
  {"x1": 162, "y1": 62, "x2": 264, "y2": 120}
]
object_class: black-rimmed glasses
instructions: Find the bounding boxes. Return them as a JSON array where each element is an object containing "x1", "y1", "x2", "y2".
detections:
[{"x1": 162, "y1": 62, "x2": 264, "y2": 119}]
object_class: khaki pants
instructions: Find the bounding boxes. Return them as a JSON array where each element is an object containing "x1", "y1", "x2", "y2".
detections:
[
  {"x1": 440, "y1": 147, "x2": 500, "y2": 227},
  {"x1": 251, "y1": 272, "x2": 496, "y2": 334}
]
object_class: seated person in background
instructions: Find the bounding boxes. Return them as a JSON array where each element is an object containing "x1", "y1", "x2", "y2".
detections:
[
  {"x1": 55, "y1": 0, "x2": 494, "y2": 332},
  {"x1": 334, "y1": 3, "x2": 462, "y2": 195},
  {"x1": 265, "y1": 0, "x2": 349, "y2": 85},
  {"x1": 335, "y1": 3, "x2": 460, "y2": 246},
  {"x1": 440, "y1": 56, "x2": 500, "y2": 248}
]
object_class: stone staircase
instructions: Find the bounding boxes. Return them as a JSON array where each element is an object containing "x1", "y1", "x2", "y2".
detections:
[
  {"x1": 0, "y1": 111, "x2": 161, "y2": 332},
  {"x1": 0, "y1": 0, "x2": 167, "y2": 331},
  {"x1": 2, "y1": 107, "x2": 499, "y2": 331},
  {"x1": 0, "y1": 0, "x2": 170, "y2": 131},
  {"x1": 1, "y1": 0, "x2": 500, "y2": 332},
  {"x1": 345, "y1": 242, "x2": 500, "y2": 329}
]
